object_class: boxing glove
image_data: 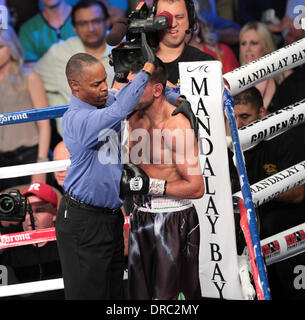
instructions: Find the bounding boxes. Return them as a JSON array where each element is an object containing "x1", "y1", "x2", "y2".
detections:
[{"x1": 120, "y1": 163, "x2": 167, "y2": 198}]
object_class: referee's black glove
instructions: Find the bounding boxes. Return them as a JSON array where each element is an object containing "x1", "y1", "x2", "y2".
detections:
[
  {"x1": 141, "y1": 33, "x2": 158, "y2": 68},
  {"x1": 172, "y1": 99, "x2": 199, "y2": 140}
]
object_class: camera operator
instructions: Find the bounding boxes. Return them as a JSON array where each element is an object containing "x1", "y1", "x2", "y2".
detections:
[
  {"x1": 154, "y1": 0, "x2": 214, "y2": 87},
  {"x1": 109, "y1": 0, "x2": 213, "y2": 89},
  {"x1": 0, "y1": 183, "x2": 63, "y2": 299}
]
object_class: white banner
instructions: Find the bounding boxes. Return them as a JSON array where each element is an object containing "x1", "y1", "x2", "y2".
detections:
[{"x1": 179, "y1": 61, "x2": 243, "y2": 299}]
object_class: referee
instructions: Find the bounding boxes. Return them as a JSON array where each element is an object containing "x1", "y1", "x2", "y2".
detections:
[{"x1": 55, "y1": 38, "x2": 157, "y2": 299}]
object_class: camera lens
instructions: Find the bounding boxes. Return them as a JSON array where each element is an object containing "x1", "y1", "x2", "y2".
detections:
[
  {"x1": 122, "y1": 49, "x2": 144, "y2": 69},
  {"x1": 0, "y1": 195, "x2": 15, "y2": 214}
]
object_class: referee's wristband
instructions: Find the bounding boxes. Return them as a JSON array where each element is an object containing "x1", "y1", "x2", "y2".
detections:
[{"x1": 142, "y1": 70, "x2": 152, "y2": 77}]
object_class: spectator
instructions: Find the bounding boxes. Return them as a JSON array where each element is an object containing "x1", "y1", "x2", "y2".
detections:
[
  {"x1": 189, "y1": 18, "x2": 239, "y2": 73},
  {"x1": 18, "y1": 0, "x2": 76, "y2": 67},
  {"x1": 239, "y1": 21, "x2": 285, "y2": 111},
  {"x1": 228, "y1": 87, "x2": 305, "y2": 300},
  {"x1": 0, "y1": 26, "x2": 51, "y2": 191},
  {"x1": 154, "y1": 0, "x2": 214, "y2": 87},
  {"x1": 67, "y1": 0, "x2": 128, "y2": 26},
  {"x1": 0, "y1": 182, "x2": 63, "y2": 299},
  {"x1": 52, "y1": 140, "x2": 69, "y2": 194},
  {"x1": 35, "y1": 0, "x2": 113, "y2": 137}
]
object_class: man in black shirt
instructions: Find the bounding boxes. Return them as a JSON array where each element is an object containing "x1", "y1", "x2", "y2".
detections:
[
  {"x1": 229, "y1": 87, "x2": 305, "y2": 300},
  {"x1": 154, "y1": 0, "x2": 214, "y2": 87}
]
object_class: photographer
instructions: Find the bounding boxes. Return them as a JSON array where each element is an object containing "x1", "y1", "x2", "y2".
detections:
[{"x1": 0, "y1": 183, "x2": 63, "y2": 299}]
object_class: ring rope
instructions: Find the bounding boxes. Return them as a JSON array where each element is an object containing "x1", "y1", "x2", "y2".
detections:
[
  {"x1": 0, "y1": 159, "x2": 70, "y2": 179},
  {"x1": 261, "y1": 222, "x2": 305, "y2": 266},
  {"x1": 0, "y1": 278, "x2": 64, "y2": 298},
  {"x1": 223, "y1": 37, "x2": 305, "y2": 95},
  {"x1": 233, "y1": 160, "x2": 305, "y2": 208},
  {"x1": 0, "y1": 105, "x2": 67, "y2": 126},
  {"x1": 0, "y1": 228, "x2": 56, "y2": 249},
  {"x1": 227, "y1": 99, "x2": 305, "y2": 151},
  {"x1": 0, "y1": 216, "x2": 130, "y2": 250}
]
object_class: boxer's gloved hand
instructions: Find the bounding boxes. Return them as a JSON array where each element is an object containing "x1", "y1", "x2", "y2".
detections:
[
  {"x1": 172, "y1": 99, "x2": 199, "y2": 139},
  {"x1": 141, "y1": 33, "x2": 158, "y2": 68},
  {"x1": 120, "y1": 163, "x2": 167, "y2": 198}
]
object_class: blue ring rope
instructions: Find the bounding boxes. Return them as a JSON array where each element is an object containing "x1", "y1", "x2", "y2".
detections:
[
  {"x1": 223, "y1": 88, "x2": 271, "y2": 300},
  {"x1": 0, "y1": 105, "x2": 68, "y2": 126}
]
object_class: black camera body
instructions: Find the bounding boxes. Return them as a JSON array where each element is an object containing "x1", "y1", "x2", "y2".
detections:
[
  {"x1": 0, "y1": 189, "x2": 27, "y2": 222},
  {"x1": 111, "y1": 2, "x2": 164, "y2": 74}
]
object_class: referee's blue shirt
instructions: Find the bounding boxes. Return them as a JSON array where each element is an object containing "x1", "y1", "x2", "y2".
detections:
[{"x1": 62, "y1": 71, "x2": 151, "y2": 209}]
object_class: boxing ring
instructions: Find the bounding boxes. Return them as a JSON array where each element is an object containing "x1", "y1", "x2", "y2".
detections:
[{"x1": 1, "y1": 38, "x2": 305, "y2": 299}]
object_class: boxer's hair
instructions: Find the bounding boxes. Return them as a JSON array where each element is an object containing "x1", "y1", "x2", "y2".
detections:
[
  {"x1": 234, "y1": 87, "x2": 264, "y2": 111},
  {"x1": 150, "y1": 60, "x2": 168, "y2": 93},
  {"x1": 66, "y1": 52, "x2": 99, "y2": 82}
]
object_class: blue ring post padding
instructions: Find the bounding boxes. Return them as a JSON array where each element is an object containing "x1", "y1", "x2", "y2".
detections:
[
  {"x1": 0, "y1": 105, "x2": 68, "y2": 126},
  {"x1": 223, "y1": 88, "x2": 271, "y2": 300}
]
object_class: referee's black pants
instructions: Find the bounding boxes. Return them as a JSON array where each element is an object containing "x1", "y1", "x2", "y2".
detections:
[{"x1": 56, "y1": 196, "x2": 125, "y2": 300}]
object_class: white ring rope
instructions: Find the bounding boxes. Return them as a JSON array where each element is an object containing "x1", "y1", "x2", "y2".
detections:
[
  {"x1": 223, "y1": 37, "x2": 305, "y2": 95},
  {"x1": 261, "y1": 223, "x2": 305, "y2": 266},
  {"x1": 0, "y1": 278, "x2": 64, "y2": 298},
  {"x1": 227, "y1": 99, "x2": 305, "y2": 151},
  {"x1": 0, "y1": 159, "x2": 70, "y2": 179},
  {"x1": 233, "y1": 160, "x2": 305, "y2": 208}
]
